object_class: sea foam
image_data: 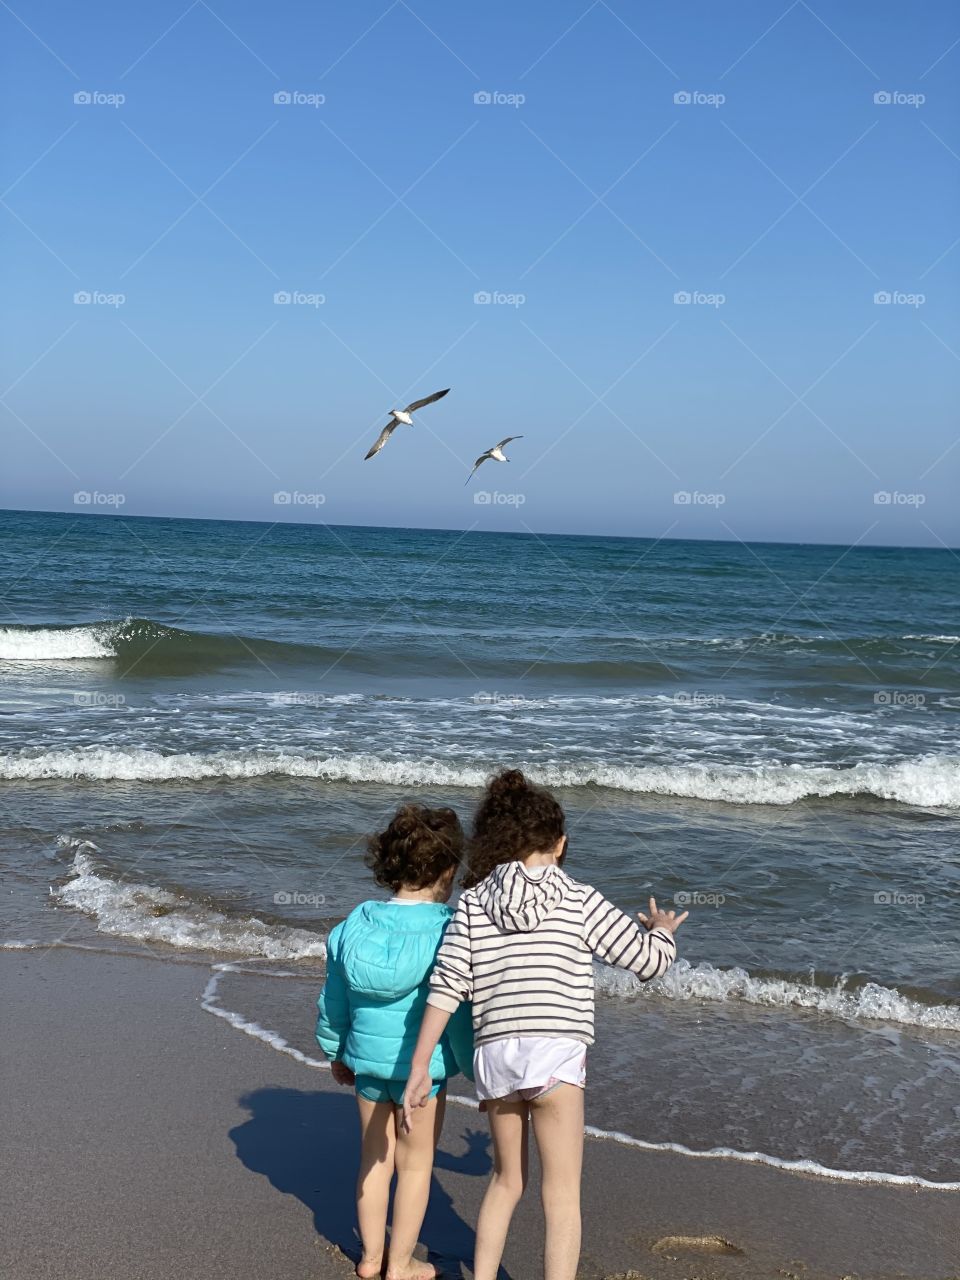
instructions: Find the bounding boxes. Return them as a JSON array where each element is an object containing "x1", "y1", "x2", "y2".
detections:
[
  {"x1": 598, "y1": 958, "x2": 960, "y2": 1032},
  {"x1": 52, "y1": 847, "x2": 327, "y2": 960},
  {"x1": 0, "y1": 625, "x2": 116, "y2": 661},
  {"x1": 8, "y1": 747, "x2": 960, "y2": 808}
]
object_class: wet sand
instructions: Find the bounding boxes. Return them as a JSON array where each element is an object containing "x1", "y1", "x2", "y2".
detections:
[{"x1": 1, "y1": 948, "x2": 957, "y2": 1280}]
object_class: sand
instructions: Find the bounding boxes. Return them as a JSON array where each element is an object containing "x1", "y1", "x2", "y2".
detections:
[{"x1": 1, "y1": 947, "x2": 957, "y2": 1280}]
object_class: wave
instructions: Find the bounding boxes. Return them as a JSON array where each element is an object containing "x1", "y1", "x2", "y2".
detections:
[
  {"x1": 49, "y1": 846, "x2": 959, "y2": 1035},
  {"x1": 7, "y1": 748, "x2": 960, "y2": 808},
  {"x1": 596, "y1": 958, "x2": 960, "y2": 1033},
  {"x1": 3, "y1": 617, "x2": 957, "y2": 674},
  {"x1": 0, "y1": 618, "x2": 317, "y2": 672},
  {"x1": 0, "y1": 624, "x2": 117, "y2": 661},
  {"x1": 51, "y1": 846, "x2": 327, "y2": 961}
]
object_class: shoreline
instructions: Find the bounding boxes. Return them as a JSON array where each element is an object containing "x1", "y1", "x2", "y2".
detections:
[
  {"x1": 3, "y1": 946, "x2": 957, "y2": 1280},
  {"x1": 201, "y1": 956, "x2": 960, "y2": 1192}
]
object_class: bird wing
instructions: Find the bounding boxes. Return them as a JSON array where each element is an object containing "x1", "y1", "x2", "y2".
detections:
[
  {"x1": 493, "y1": 435, "x2": 523, "y2": 450},
  {"x1": 404, "y1": 388, "x2": 450, "y2": 414},
  {"x1": 364, "y1": 420, "x2": 400, "y2": 460},
  {"x1": 464, "y1": 452, "x2": 491, "y2": 484}
]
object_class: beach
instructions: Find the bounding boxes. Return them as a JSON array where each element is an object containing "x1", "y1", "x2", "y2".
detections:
[
  {"x1": 2, "y1": 945, "x2": 956, "y2": 1280},
  {"x1": 2, "y1": 511, "x2": 959, "y2": 1275},
  {"x1": 3, "y1": 512, "x2": 959, "y2": 1186}
]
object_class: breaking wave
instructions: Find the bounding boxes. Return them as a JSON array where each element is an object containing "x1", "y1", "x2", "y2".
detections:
[
  {"x1": 51, "y1": 845, "x2": 326, "y2": 961},
  {"x1": 6, "y1": 747, "x2": 959, "y2": 808}
]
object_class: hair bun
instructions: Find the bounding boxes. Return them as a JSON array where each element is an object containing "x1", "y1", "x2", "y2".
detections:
[{"x1": 488, "y1": 768, "x2": 528, "y2": 796}]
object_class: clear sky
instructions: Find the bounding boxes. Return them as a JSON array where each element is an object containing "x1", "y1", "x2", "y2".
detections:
[{"x1": 2, "y1": 0, "x2": 958, "y2": 547}]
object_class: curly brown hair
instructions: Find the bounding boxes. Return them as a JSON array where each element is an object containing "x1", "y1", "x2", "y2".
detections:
[
  {"x1": 462, "y1": 769, "x2": 566, "y2": 888},
  {"x1": 365, "y1": 804, "x2": 465, "y2": 893}
]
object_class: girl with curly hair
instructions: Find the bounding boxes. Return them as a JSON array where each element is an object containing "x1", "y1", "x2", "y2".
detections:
[
  {"x1": 402, "y1": 770, "x2": 688, "y2": 1280},
  {"x1": 316, "y1": 803, "x2": 473, "y2": 1280}
]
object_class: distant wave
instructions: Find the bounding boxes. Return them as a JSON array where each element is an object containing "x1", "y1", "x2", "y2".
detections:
[
  {"x1": 597, "y1": 958, "x2": 960, "y2": 1033},
  {"x1": 2, "y1": 617, "x2": 956, "y2": 673},
  {"x1": 0, "y1": 619, "x2": 319, "y2": 672},
  {"x1": 6, "y1": 747, "x2": 960, "y2": 807},
  {"x1": 0, "y1": 624, "x2": 117, "y2": 661},
  {"x1": 51, "y1": 845, "x2": 326, "y2": 961}
]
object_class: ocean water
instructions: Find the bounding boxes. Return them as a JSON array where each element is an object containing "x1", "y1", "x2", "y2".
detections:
[{"x1": 1, "y1": 508, "x2": 958, "y2": 1185}]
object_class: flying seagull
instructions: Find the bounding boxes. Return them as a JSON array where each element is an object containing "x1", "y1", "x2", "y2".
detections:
[
  {"x1": 363, "y1": 388, "x2": 450, "y2": 460},
  {"x1": 465, "y1": 435, "x2": 524, "y2": 484}
]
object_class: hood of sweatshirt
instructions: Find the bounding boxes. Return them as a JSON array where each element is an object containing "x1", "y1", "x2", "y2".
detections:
[
  {"x1": 475, "y1": 861, "x2": 568, "y2": 932},
  {"x1": 336, "y1": 899, "x2": 453, "y2": 1000}
]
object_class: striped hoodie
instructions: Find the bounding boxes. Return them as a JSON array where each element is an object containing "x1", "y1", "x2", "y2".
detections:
[{"x1": 426, "y1": 861, "x2": 676, "y2": 1046}]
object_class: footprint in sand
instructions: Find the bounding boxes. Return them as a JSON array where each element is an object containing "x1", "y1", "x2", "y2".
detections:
[{"x1": 651, "y1": 1234, "x2": 745, "y2": 1257}]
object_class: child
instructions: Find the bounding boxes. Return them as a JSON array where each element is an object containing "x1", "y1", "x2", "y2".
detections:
[
  {"x1": 316, "y1": 804, "x2": 474, "y2": 1280},
  {"x1": 402, "y1": 770, "x2": 687, "y2": 1280}
]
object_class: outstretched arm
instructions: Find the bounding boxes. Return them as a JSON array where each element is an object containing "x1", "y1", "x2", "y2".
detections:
[{"x1": 584, "y1": 891, "x2": 685, "y2": 979}]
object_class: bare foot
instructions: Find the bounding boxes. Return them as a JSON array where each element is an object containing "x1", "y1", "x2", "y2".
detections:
[
  {"x1": 385, "y1": 1262, "x2": 436, "y2": 1280},
  {"x1": 356, "y1": 1257, "x2": 384, "y2": 1279}
]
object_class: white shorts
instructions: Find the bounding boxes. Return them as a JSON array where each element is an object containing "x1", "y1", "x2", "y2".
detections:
[{"x1": 473, "y1": 1035, "x2": 587, "y2": 1103}]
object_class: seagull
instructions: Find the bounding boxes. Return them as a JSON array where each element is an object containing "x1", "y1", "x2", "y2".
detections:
[
  {"x1": 363, "y1": 388, "x2": 450, "y2": 460},
  {"x1": 465, "y1": 435, "x2": 524, "y2": 484}
]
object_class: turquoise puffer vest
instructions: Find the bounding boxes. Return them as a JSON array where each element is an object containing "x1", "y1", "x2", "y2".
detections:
[{"x1": 316, "y1": 899, "x2": 473, "y2": 1082}]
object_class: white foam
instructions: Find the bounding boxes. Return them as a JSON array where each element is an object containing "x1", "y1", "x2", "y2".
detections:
[
  {"x1": 200, "y1": 963, "x2": 330, "y2": 1069},
  {"x1": 573, "y1": 1123, "x2": 960, "y2": 1190},
  {"x1": 597, "y1": 958, "x2": 960, "y2": 1032},
  {"x1": 6, "y1": 748, "x2": 959, "y2": 808},
  {"x1": 52, "y1": 848, "x2": 327, "y2": 961},
  {"x1": 0, "y1": 624, "x2": 117, "y2": 661}
]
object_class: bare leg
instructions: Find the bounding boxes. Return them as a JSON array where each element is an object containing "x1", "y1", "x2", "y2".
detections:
[
  {"x1": 355, "y1": 1096, "x2": 396, "y2": 1278},
  {"x1": 530, "y1": 1085, "x2": 584, "y2": 1280},
  {"x1": 473, "y1": 1099, "x2": 530, "y2": 1280},
  {"x1": 385, "y1": 1093, "x2": 444, "y2": 1280}
]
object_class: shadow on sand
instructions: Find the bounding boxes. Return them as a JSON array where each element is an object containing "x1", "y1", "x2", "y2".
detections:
[{"x1": 230, "y1": 1087, "x2": 513, "y2": 1279}]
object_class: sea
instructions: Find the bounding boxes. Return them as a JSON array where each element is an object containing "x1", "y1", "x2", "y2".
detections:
[{"x1": 1, "y1": 508, "x2": 958, "y2": 1187}]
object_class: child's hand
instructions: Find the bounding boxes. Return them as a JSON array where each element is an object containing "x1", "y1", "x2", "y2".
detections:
[
  {"x1": 401, "y1": 1065, "x2": 433, "y2": 1133},
  {"x1": 638, "y1": 896, "x2": 688, "y2": 935},
  {"x1": 331, "y1": 1060, "x2": 355, "y2": 1086}
]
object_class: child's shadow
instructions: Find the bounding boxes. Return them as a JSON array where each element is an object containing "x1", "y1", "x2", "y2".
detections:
[{"x1": 230, "y1": 1087, "x2": 513, "y2": 1279}]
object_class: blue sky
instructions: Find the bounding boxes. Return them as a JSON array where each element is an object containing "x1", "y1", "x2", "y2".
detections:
[{"x1": 2, "y1": 0, "x2": 958, "y2": 546}]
